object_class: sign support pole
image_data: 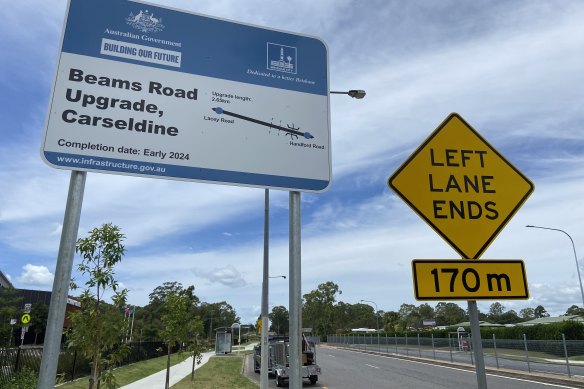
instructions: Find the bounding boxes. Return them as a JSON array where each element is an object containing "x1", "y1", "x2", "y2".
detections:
[
  {"x1": 37, "y1": 170, "x2": 86, "y2": 389},
  {"x1": 289, "y1": 191, "x2": 302, "y2": 389},
  {"x1": 260, "y1": 189, "x2": 269, "y2": 389},
  {"x1": 468, "y1": 301, "x2": 487, "y2": 389}
]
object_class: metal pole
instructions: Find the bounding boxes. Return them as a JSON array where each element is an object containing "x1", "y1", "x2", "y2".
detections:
[
  {"x1": 37, "y1": 170, "x2": 86, "y2": 389},
  {"x1": 289, "y1": 191, "x2": 302, "y2": 389},
  {"x1": 129, "y1": 307, "x2": 135, "y2": 342},
  {"x1": 395, "y1": 333, "x2": 398, "y2": 354},
  {"x1": 562, "y1": 333, "x2": 571, "y2": 377},
  {"x1": 432, "y1": 334, "x2": 436, "y2": 360},
  {"x1": 260, "y1": 190, "x2": 269, "y2": 389},
  {"x1": 493, "y1": 334, "x2": 499, "y2": 369},
  {"x1": 8, "y1": 326, "x2": 13, "y2": 348},
  {"x1": 448, "y1": 333, "x2": 453, "y2": 362},
  {"x1": 468, "y1": 301, "x2": 487, "y2": 389},
  {"x1": 523, "y1": 333, "x2": 531, "y2": 373}
]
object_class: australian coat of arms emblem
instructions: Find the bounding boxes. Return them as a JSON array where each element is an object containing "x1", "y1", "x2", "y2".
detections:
[{"x1": 126, "y1": 10, "x2": 165, "y2": 33}]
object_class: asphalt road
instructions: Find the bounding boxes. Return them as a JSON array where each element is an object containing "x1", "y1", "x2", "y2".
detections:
[{"x1": 244, "y1": 346, "x2": 584, "y2": 388}]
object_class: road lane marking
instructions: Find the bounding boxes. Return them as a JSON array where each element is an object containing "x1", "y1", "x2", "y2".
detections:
[
  {"x1": 365, "y1": 363, "x2": 379, "y2": 369},
  {"x1": 338, "y1": 348, "x2": 580, "y2": 388}
]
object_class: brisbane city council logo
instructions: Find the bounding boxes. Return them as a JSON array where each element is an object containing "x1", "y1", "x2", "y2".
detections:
[{"x1": 126, "y1": 9, "x2": 165, "y2": 33}]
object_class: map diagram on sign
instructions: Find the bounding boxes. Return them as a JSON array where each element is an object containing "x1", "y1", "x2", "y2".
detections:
[{"x1": 212, "y1": 107, "x2": 315, "y2": 140}]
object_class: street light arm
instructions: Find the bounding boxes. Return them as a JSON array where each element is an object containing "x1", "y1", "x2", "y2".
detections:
[
  {"x1": 360, "y1": 299, "x2": 378, "y2": 311},
  {"x1": 526, "y1": 224, "x2": 583, "y2": 307},
  {"x1": 526, "y1": 225, "x2": 578, "y2": 258}
]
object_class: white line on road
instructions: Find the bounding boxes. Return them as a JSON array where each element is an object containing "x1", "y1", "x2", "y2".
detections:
[
  {"x1": 365, "y1": 363, "x2": 379, "y2": 369},
  {"x1": 342, "y1": 348, "x2": 580, "y2": 388},
  {"x1": 327, "y1": 354, "x2": 336, "y2": 357}
]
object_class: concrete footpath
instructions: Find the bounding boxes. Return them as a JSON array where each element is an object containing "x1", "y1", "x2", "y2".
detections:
[{"x1": 119, "y1": 343, "x2": 257, "y2": 388}]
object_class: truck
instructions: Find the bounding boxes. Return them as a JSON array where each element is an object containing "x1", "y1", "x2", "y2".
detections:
[{"x1": 253, "y1": 335, "x2": 321, "y2": 386}]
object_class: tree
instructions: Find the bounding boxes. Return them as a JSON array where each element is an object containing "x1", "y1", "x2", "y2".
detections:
[
  {"x1": 435, "y1": 302, "x2": 466, "y2": 326},
  {"x1": 0, "y1": 287, "x2": 22, "y2": 347},
  {"x1": 488, "y1": 302, "x2": 505, "y2": 323},
  {"x1": 519, "y1": 307, "x2": 535, "y2": 320},
  {"x1": 383, "y1": 311, "x2": 400, "y2": 333},
  {"x1": 199, "y1": 301, "x2": 239, "y2": 337},
  {"x1": 159, "y1": 292, "x2": 191, "y2": 389},
  {"x1": 566, "y1": 305, "x2": 584, "y2": 316},
  {"x1": 141, "y1": 281, "x2": 200, "y2": 341},
  {"x1": 534, "y1": 305, "x2": 550, "y2": 318},
  {"x1": 398, "y1": 303, "x2": 420, "y2": 330},
  {"x1": 303, "y1": 281, "x2": 341, "y2": 336},
  {"x1": 332, "y1": 302, "x2": 351, "y2": 330},
  {"x1": 498, "y1": 310, "x2": 521, "y2": 324},
  {"x1": 30, "y1": 302, "x2": 49, "y2": 344},
  {"x1": 149, "y1": 281, "x2": 199, "y2": 306},
  {"x1": 67, "y1": 223, "x2": 129, "y2": 389},
  {"x1": 188, "y1": 330, "x2": 207, "y2": 382},
  {"x1": 347, "y1": 303, "x2": 376, "y2": 329},
  {"x1": 269, "y1": 306, "x2": 289, "y2": 335},
  {"x1": 418, "y1": 304, "x2": 435, "y2": 322}
]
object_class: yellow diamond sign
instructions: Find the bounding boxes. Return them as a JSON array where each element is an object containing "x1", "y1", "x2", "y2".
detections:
[{"x1": 388, "y1": 113, "x2": 534, "y2": 259}]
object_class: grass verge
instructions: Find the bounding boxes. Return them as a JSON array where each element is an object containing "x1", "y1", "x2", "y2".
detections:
[
  {"x1": 171, "y1": 354, "x2": 257, "y2": 389},
  {"x1": 56, "y1": 352, "x2": 190, "y2": 389}
]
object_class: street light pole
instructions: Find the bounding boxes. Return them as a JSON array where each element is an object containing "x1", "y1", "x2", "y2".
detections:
[
  {"x1": 526, "y1": 225, "x2": 584, "y2": 307},
  {"x1": 260, "y1": 189, "x2": 269, "y2": 389},
  {"x1": 360, "y1": 299, "x2": 379, "y2": 349}
]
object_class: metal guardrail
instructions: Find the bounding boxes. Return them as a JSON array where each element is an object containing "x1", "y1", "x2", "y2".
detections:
[{"x1": 326, "y1": 333, "x2": 584, "y2": 379}]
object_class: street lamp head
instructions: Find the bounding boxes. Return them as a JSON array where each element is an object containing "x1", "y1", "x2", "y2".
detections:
[
  {"x1": 330, "y1": 90, "x2": 366, "y2": 99},
  {"x1": 348, "y1": 90, "x2": 366, "y2": 99},
  {"x1": 269, "y1": 275, "x2": 286, "y2": 279}
]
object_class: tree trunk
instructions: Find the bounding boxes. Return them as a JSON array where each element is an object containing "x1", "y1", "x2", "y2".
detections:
[
  {"x1": 88, "y1": 356, "x2": 98, "y2": 389},
  {"x1": 165, "y1": 344, "x2": 171, "y2": 389},
  {"x1": 191, "y1": 350, "x2": 196, "y2": 381}
]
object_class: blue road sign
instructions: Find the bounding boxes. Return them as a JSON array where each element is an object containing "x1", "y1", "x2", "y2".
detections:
[{"x1": 42, "y1": 0, "x2": 330, "y2": 191}]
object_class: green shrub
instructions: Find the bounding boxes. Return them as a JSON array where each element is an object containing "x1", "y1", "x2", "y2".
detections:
[{"x1": 5, "y1": 369, "x2": 38, "y2": 389}]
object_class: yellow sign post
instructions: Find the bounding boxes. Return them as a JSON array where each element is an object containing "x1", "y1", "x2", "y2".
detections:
[
  {"x1": 388, "y1": 113, "x2": 534, "y2": 259},
  {"x1": 412, "y1": 259, "x2": 528, "y2": 300}
]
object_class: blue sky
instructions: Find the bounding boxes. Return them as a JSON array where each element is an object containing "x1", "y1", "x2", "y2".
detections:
[{"x1": 2, "y1": 0, "x2": 584, "y2": 325}]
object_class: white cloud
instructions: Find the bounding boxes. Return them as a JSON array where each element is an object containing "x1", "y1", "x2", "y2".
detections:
[
  {"x1": 16, "y1": 264, "x2": 54, "y2": 287},
  {"x1": 193, "y1": 264, "x2": 247, "y2": 288}
]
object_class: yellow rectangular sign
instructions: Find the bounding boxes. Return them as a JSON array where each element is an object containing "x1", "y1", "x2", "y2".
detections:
[{"x1": 412, "y1": 259, "x2": 528, "y2": 300}]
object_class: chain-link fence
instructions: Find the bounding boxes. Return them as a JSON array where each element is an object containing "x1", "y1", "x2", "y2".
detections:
[{"x1": 326, "y1": 333, "x2": 584, "y2": 378}]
